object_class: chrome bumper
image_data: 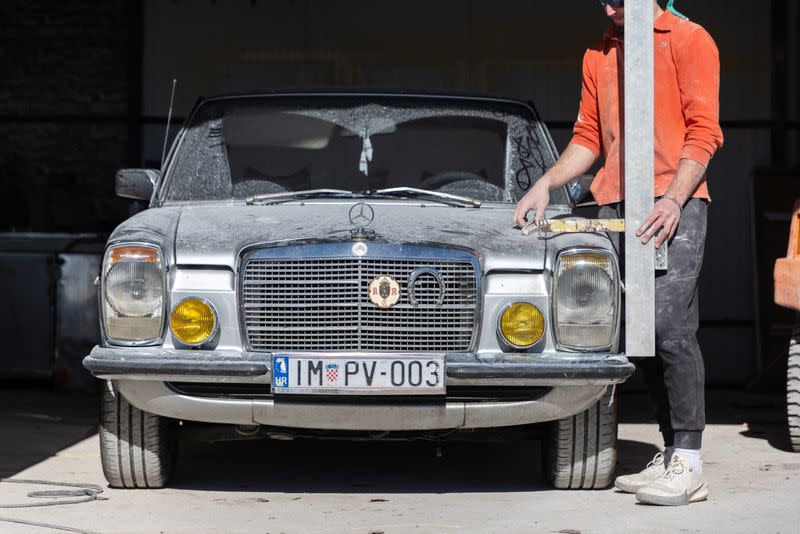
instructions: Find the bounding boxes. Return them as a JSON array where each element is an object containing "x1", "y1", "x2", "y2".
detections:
[
  {"x1": 84, "y1": 346, "x2": 634, "y2": 387},
  {"x1": 114, "y1": 380, "x2": 611, "y2": 430}
]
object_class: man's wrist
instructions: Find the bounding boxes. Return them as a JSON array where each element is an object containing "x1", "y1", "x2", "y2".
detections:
[
  {"x1": 662, "y1": 194, "x2": 683, "y2": 212},
  {"x1": 538, "y1": 174, "x2": 553, "y2": 190}
]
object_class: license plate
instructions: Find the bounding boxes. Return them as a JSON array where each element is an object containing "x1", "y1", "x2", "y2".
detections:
[{"x1": 271, "y1": 355, "x2": 445, "y2": 395}]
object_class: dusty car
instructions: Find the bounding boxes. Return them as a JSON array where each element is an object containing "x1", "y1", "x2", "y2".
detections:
[{"x1": 83, "y1": 91, "x2": 633, "y2": 489}]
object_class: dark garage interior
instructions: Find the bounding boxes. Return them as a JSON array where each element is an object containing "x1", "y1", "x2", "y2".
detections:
[
  {"x1": 3, "y1": 0, "x2": 798, "y2": 388},
  {"x1": 1, "y1": 0, "x2": 800, "y2": 530}
]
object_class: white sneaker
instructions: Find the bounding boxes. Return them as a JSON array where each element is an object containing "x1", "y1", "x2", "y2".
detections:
[
  {"x1": 636, "y1": 454, "x2": 709, "y2": 506},
  {"x1": 614, "y1": 452, "x2": 667, "y2": 493}
]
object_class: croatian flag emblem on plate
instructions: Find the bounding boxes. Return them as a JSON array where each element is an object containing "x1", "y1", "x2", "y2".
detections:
[{"x1": 325, "y1": 362, "x2": 339, "y2": 385}]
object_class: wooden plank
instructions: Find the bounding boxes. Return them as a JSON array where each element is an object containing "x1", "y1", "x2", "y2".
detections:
[{"x1": 521, "y1": 218, "x2": 626, "y2": 235}]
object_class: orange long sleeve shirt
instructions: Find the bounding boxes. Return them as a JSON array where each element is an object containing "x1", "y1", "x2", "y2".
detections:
[{"x1": 571, "y1": 10, "x2": 724, "y2": 206}]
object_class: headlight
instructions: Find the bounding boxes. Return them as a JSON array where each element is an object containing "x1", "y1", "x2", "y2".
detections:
[
  {"x1": 499, "y1": 302, "x2": 545, "y2": 348},
  {"x1": 170, "y1": 298, "x2": 218, "y2": 346},
  {"x1": 553, "y1": 249, "x2": 619, "y2": 350},
  {"x1": 102, "y1": 244, "x2": 165, "y2": 342}
]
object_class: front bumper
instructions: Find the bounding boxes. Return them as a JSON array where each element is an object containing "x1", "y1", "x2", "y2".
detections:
[
  {"x1": 114, "y1": 379, "x2": 611, "y2": 430},
  {"x1": 85, "y1": 347, "x2": 634, "y2": 430},
  {"x1": 83, "y1": 346, "x2": 634, "y2": 387}
]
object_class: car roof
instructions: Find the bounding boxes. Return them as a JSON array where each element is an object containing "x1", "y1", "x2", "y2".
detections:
[{"x1": 194, "y1": 89, "x2": 535, "y2": 112}]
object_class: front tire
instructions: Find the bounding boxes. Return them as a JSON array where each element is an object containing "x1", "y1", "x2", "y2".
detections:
[
  {"x1": 787, "y1": 323, "x2": 800, "y2": 452},
  {"x1": 546, "y1": 386, "x2": 617, "y2": 489},
  {"x1": 99, "y1": 380, "x2": 176, "y2": 488}
]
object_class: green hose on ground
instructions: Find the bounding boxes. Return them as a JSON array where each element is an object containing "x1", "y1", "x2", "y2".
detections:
[{"x1": 0, "y1": 478, "x2": 104, "y2": 534}]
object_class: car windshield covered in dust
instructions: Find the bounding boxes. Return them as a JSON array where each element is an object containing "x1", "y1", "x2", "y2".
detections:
[
  {"x1": 160, "y1": 95, "x2": 567, "y2": 205},
  {"x1": 84, "y1": 92, "x2": 632, "y2": 491}
]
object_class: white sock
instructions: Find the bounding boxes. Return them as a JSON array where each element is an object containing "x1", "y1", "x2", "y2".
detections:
[
  {"x1": 673, "y1": 448, "x2": 702, "y2": 472},
  {"x1": 665, "y1": 446, "x2": 675, "y2": 463}
]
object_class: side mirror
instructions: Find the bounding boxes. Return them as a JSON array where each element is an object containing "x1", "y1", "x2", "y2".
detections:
[
  {"x1": 116, "y1": 169, "x2": 160, "y2": 201},
  {"x1": 568, "y1": 174, "x2": 596, "y2": 206}
]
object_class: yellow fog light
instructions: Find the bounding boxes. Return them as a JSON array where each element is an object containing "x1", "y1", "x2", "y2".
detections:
[
  {"x1": 170, "y1": 298, "x2": 217, "y2": 346},
  {"x1": 499, "y1": 302, "x2": 544, "y2": 348}
]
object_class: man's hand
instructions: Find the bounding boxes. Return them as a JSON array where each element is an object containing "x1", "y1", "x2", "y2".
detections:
[
  {"x1": 512, "y1": 143, "x2": 597, "y2": 228},
  {"x1": 514, "y1": 176, "x2": 551, "y2": 228},
  {"x1": 637, "y1": 197, "x2": 681, "y2": 248}
]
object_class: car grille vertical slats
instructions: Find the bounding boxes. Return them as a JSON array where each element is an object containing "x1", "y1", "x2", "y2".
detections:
[{"x1": 242, "y1": 253, "x2": 478, "y2": 352}]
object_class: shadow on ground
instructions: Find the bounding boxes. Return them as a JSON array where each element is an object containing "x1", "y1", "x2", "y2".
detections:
[
  {"x1": 0, "y1": 382, "x2": 794, "y2": 488},
  {"x1": 619, "y1": 385, "x2": 795, "y2": 452},
  {"x1": 170, "y1": 435, "x2": 659, "y2": 494},
  {"x1": 0, "y1": 382, "x2": 97, "y2": 478},
  {"x1": 615, "y1": 439, "x2": 661, "y2": 476}
]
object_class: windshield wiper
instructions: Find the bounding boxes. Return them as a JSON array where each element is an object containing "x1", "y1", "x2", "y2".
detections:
[
  {"x1": 246, "y1": 189, "x2": 357, "y2": 205},
  {"x1": 247, "y1": 187, "x2": 482, "y2": 207},
  {"x1": 370, "y1": 187, "x2": 481, "y2": 208}
]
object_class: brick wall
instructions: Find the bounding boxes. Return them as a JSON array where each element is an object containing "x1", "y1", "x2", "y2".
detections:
[{"x1": 0, "y1": 0, "x2": 134, "y2": 232}]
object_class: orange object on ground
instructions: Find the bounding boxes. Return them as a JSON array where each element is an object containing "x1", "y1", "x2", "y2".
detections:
[
  {"x1": 775, "y1": 201, "x2": 800, "y2": 312},
  {"x1": 571, "y1": 10, "x2": 724, "y2": 206}
]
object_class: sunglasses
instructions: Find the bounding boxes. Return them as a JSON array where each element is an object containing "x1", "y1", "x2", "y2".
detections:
[{"x1": 597, "y1": 0, "x2": 624, "y2": 7}]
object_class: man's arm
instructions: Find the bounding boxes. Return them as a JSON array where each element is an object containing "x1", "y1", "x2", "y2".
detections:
[
  {"x1": 513, "y1": 143, "x2": 597, "y2": 227},
  {"x1": 514, "y1": 49, "x2": 601, "y2": 227},
  {"x1": 638, "y1": 27, "x2": 723, "y2": 247},
  {"x1": 637, "y1": 158, "x2": 706, "y2": 247}
]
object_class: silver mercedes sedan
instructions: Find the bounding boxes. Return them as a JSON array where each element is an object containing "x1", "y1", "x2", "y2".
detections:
[{"x1": 83, "y1": 91, "x2": 632, "y2": 489}]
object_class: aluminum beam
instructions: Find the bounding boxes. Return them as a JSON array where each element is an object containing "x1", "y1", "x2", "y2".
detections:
[{"x1": 624, "y1": 1, "x2": 655, "y2": 357}]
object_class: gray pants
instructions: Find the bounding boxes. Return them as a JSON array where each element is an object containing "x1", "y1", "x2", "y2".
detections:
[{"x1": 600, "y1": 198, "x2": 708, "y2": 449}]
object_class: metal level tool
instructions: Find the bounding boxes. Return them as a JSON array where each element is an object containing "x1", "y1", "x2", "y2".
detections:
[{"x1": 522, "y1": 218, "x2": 668, "y2": 271}]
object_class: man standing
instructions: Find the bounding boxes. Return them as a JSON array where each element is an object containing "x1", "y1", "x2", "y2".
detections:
[{"x1": 514, "y1": 1, "x2": 723, "y2": 505}]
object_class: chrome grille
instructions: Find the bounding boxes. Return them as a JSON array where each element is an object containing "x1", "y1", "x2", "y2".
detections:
[{"x1": 242, "y1": 253, "x2": 478, "y2": 352}]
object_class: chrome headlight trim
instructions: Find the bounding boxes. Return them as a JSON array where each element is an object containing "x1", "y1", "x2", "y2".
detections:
[
  {"x1": 101, "y1": 242, "x2": 166, "y2": 347},
  {"x1": 551, "y1": 246, "x2": 620, "y2": 352}
]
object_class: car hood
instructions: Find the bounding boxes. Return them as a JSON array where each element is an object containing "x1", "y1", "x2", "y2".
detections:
[{"x1": 171, "y1": 202, "x2": 565, "y2": 272}]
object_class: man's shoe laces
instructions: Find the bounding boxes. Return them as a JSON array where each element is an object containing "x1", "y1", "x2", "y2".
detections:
[
  {"x1": 647, "y1": 452, "x2": 665, "y2": 469},
  {"x1": 662, "y1": 458, "x2": 690, "y2": 481}
]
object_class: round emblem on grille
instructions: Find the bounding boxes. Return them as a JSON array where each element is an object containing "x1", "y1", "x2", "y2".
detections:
[
  {"x1": 368, "y1": 276, "x2": 400, "y2": 309},
  {"x1": 351, "y1": 242, "x2": 368, "y2": 257}
]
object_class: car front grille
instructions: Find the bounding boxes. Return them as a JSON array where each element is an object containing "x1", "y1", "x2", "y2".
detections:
[{"x1": 241, "y1": 246, "x2": 479, "y2": 352}]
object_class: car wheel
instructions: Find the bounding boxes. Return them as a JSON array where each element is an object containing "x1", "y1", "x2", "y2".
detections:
[
  {"x1": 788, "y1": 321, "x2": 800, "y2": 452},
  {"x1": 99, "y1": 380, "x2": 176, "y2": 488},
  {"x1": 546, "y1": 386, "x2": 617, "y2": 489}
]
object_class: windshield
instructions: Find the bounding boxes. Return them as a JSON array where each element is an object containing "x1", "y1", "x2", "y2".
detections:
[{"x1": 161, "y1": 96, "x2": 566, "y2": 205}]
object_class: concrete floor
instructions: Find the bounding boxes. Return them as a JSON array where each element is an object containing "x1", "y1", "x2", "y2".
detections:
[{"x1": 1, "y1": 388, "x2": 798, "y2": 534}]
